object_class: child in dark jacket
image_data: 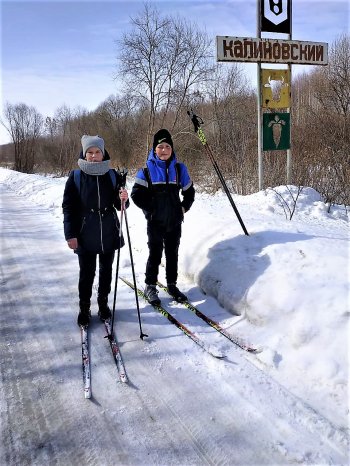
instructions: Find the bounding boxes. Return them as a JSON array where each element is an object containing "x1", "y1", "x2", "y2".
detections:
[
  {"x1": 131, "y1": 129, "x2": 195, "y2": 305},
  {"x1": 62, "y1": 135, "x2": 129, "y2": 326}
]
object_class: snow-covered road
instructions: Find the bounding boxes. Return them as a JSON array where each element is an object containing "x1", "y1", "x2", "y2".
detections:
[{"x1": 0, "y1": 183, "x2": 348, "y2": 465}]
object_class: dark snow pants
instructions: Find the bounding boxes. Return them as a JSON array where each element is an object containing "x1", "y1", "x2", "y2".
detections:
[
  {"x1": 145, "y1": 222, "x2": 182, "y2": 286},
  {"x1": 78, "y1": 251, "x2": 115, "y2": 303}
]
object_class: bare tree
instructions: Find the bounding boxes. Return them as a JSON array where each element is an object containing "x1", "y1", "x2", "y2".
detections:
[
  {"x1": 201, "y1": 65, "x2": 257, "y2": 194},
  {"x1": 2, "y1": 102, "x2": 43, "y2": 173},
  {"x1": 43, "y1": 105, "x2": 82, "y2": 175},
  {"x1": 95, "y1": 94, "x2": 141, "y2": 167},
  {"x1": 292, "y1": 34, "x2": 350, "y2": 206},
  {"x1": 316, "y1": 34, "x2": 350, "y2": 118},
  {"x1": 117, "y1": 3, "x2": 212, "y2": 148},
  {"x1": 267, "y1": 185, "x2": 304, "y2": 220}
]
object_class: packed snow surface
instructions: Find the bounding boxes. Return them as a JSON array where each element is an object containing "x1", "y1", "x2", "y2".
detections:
[{"x1": 0, "y1": 167, "x2": 349, "y2": 465}]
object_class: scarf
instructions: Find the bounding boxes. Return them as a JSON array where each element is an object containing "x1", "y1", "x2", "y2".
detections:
[{"x1": 78, "y1": 158, "x2": 110, "y2": 176}]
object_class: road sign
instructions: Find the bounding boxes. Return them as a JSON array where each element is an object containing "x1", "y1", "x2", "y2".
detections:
[
  {"x1": 216, "y1": 37, "x2": 328, "y2": 65},
  {"x1": 216, "y1": 1, "x2": 328, "y2": 189},
  {"x1": 261, "y1": 69, "x2": 290, "y2": 108},
  {"x1": 261, "y1": 0, "x2": 291, "y2": 33},
  {"x1": 263, "y1": 112, "x2": 290, "y2": 151}
]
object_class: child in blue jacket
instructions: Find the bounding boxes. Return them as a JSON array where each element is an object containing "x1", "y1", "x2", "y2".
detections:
[{"x1": 131, "y1": 129, "x2": 195, "y2": 304}]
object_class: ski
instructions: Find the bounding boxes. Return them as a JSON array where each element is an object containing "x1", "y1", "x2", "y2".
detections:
[
  {"x1": 157, "y1": 281, "x2": 259, "y2": 353},
  {"x1": 104, "y1": 320, "x2": 128, "y2": 383},
  {"x1": 120, "y1": 277, "x2": 224, "y2": 359},
  {"x1": 80, "y1": 325, "x2": 91, "y2": 399}
]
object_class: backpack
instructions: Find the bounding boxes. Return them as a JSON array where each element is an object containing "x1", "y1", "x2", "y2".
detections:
[
  {"x1": 143, "y1": 163, "x2": 181, "y2": 188},
  {"x1": 73, "y1": 169, "x2": 117, "y2": 194}
]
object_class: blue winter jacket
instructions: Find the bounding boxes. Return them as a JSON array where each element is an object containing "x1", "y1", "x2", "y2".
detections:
[{"x1": 131, "y1": 149, "x2": 195, "y2": 231}]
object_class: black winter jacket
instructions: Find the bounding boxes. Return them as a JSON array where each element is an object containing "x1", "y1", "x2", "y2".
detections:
[{"x1": 62, "y1": 167, "x2": 128, "y2": 254}]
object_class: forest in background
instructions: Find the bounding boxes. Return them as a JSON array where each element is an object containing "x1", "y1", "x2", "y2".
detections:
[{"x1": 1, "y1": 5, "x2": 349, "y2": 207}]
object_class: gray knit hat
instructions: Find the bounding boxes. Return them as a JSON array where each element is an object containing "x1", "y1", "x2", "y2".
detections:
[{"x1": 81, "y1": 135, "x2": 105, "y2": 157}]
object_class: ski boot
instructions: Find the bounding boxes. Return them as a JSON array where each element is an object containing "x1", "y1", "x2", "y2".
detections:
[
  {"x1": 167, "y1": 284, "x2": 187, "y2": 303},
  {"x1": 77, "y1": 301, "x2": 91, "y2": 327},
  {"x1": 144, "y1": 284, "x2": 161, "y2": 305},
  {"x1": 97, "y1": 296, "x2": 112, "y2": 322}
]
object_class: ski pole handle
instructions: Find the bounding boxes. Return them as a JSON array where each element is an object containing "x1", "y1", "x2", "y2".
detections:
[
  {"x1": 187, "y1": 109, "x2": 208, "y2": 146},
  {"x1": 118, "y1": 168, "x2": 128, "y2": 188},
  {"x1": 187, "y1": 109, "x2": 203, "y2": 133}
]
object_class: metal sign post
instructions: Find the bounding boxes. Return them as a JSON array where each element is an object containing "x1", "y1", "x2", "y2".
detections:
[
  {"x1": 287, "y1": 6, "x2": 293, "y2": 185},
  {"x1": 256, "y1": 0, "x2": 263, "y2": 190}
]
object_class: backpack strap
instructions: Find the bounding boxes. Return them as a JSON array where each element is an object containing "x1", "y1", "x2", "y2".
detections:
[
  {"x1": 109, "y1": 169, "x2": 117, "y2": 189},
  {"x1": 73, "y1": 169, "x2": 117, "y2": 194},
  {"x1": 143, "y1": 167, "x2": 152, "y2": 188},
  {"x1": 73, "y1": 169, "x2": 81, "y2": 194},
  {"x1": 175, "y1": 162, "x2": 181, "y2": 187}
]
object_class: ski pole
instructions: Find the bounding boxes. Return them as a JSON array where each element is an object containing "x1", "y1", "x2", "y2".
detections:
[
  {"x1": 110, "y1": 198, "x2": 125, "y2": 337},
  {"x1": 187, "y1": 109, "x2": 249, "y2": 236},
  {"x1": 118, "y1": 169, "x2": 148, "y2": 340},
  {"x1": 123, "y1": 206, "x2": 148, "y2": 340}
]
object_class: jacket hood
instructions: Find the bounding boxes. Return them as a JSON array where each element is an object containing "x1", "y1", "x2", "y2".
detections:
[{"x1": 147, "y1": 148, "x2": 177, "y2": 165}]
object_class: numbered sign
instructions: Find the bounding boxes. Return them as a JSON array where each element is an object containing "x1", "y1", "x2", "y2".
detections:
[{"x1": 261, "y1": 0, "x2": 291, "y2": 34}]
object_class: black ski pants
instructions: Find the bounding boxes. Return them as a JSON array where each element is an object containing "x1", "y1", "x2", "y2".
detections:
[
  {"x1": 78, "y1": 251, "x2": 115, "y2": 304},
  {"x1": 145, "y1": 222, "x2": 182, "y2": 286}
]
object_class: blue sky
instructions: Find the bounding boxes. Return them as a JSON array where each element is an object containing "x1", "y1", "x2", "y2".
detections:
[{"x1": 1, "y1": 0, "x2": 348, "y2": 143}]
